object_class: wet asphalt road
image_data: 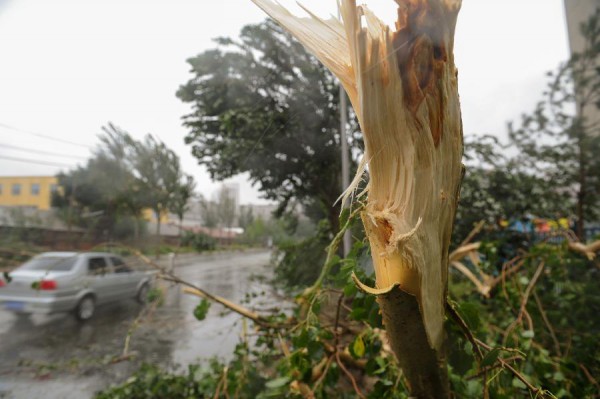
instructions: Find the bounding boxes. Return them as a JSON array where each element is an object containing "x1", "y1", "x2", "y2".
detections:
[{"x1": 0, "y1": 250, "x2": 277, "y2": 399}]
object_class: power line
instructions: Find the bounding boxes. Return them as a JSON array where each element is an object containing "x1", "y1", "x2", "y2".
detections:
[
  {"x1": 0, "y1": 143, "x2": 89, "y2": 161},
  {"x1": 0, "y1": 155, "x2": 75, "y2": 168},
  {"x1": 0, "y1": 122, "x2": 93, "y2": 149}
]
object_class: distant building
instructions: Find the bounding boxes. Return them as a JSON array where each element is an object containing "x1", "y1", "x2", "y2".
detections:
[
  {"x1": 0, "y1": 176, "x2": 58, "y2": 210},
  {"x1": 564, "y1": 0, "x2": 600, "y2": 134},
  {"x1": 247, "y1": 203, "x2": 278, "y2": 221},
  {"x1": 564, "y1": 0, "x2": 599, "y2": 55}
]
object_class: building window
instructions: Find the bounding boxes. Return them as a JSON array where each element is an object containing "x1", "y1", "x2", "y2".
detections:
[
  {"x1": 0, "y1": 183, "x2": 3, "y2": 195},
  {"x1": 31, "y1": 183, "x2": 40, "y2": 196},
  {"x1": 50, "y1": 184, "x2": 58, "y2": 194},
  {"x1": 12, "y1": 183, "x2": 21, "y2": 196}
]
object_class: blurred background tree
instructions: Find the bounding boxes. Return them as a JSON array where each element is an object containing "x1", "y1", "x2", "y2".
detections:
[{"x1": 177, "y1": 20, "x2": 362, "y2": 234}]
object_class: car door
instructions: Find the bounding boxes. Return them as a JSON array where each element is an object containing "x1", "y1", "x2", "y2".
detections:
[
  {"x1": 86, "y1": 256, "x2": 116, "y2": 304},
  {"x1": 109, "y1": 256, "x2": 137, "y2": 299}
]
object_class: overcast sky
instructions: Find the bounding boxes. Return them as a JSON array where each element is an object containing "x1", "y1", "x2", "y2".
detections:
[{"x1": 0, "y1": 0, "x2": 569, "y2": 204}]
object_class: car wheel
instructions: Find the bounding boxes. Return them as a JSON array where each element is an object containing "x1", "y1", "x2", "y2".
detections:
[
  {"x1": 137, "y1": 283, "x2": 149, "y2": 304},
  {"x1": 75, "y1": 295, "x2": 95, "y2": 321}
]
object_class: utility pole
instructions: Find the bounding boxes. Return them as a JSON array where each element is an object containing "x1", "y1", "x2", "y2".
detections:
[
  {"x1": 339, "y1": 7, "x2": 351, "y2": 257},
  {"x1": 340, "y1": 84, "x2": 351, "y2": 256}
]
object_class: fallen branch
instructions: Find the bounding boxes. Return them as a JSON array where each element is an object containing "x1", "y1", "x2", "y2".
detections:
[
  {"x1": 451, "y1": 260, "x2": 492, "y2": 297},
  {"x1": 131, "y1": 249, "x2": 288, "y2": 329},
  {"x1": 449, "y1": 242, "x2": 481, "y2": 263},
  {"x1": 503, "y1": 261, "x2": 545, "y2": 344},
  {"x1": 181, "y1": 286, "x2": 264, "y2": 324},
  {"x1": 533, "y1": 291, "x2": 562, "y2": 357},
  {"x1": 568, "y1": 240, "x2": 600, "y2": 260},
  {"x1": 459, "y1": 221, "x2": 486, "y2": 247},
  {"x1": 472, "y1": 338, "x2": 554, "y2": 398},
  {"x1": 336, "y1": 350, "x2": 366, "y2": 399}
]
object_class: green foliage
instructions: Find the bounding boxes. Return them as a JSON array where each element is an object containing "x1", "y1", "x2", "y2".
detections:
[
  {"x1": 193, "y1": 299, "x2": 211, "y2": 321},
  {"x1": 177, "y1": 19, "x2": 362, "y2": 231},
  {"x1": 446, "y1": 240, "x2": 600, "y2": 398},
  {"x1": 146, "y1": 287, "x2": 163, "y2": 305},
  {"x1": 198, "y1": 195, "x2": 220, "y2": 228},
  {"x1": 129, "y1": 132, "x2": 184, "y2": 237},
  {"x1": 507, "y1": 10, "x2": 600, "y2": 240},
  {"x1": 455, "y1": 134, "x2": 569, "y2": 247},
  {"x1": 96, "y1": 342, "x2": 268, "y2": 399},
  {"x1": 170, "y1": 174, "x2": 196, "y2": 225},
  {"x1": 53, "y1": 123, "x2": 146, "y2": 240},
  {"x1": 97, "y1": 235, "x2": 599, "y2": 398},
  {"x1": 181, "y1": 231, "x2": 217, "y2": 252},
  {"x1": 53, "y1": 123, "x2": 192, "y2": 241},
  {"x1": 97, "y1": 12, "x2": 600, "y2": 399},
  {"x1": 237, "y1": 205, "x2": 255, "y2": 229},
  {"x1": 457, "y1": 10, "x2": 600, "y2": 243},
  {"x1": 236, "y1": 213, "x2": 313, "y2": 248},
  {"x1": 274, "y1": 219, "x2": 331, "y2": 288}
]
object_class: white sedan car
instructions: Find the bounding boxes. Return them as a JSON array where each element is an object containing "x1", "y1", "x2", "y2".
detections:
[{"x1": 0, "y1": 252, "x2": 153, "y2": 321}]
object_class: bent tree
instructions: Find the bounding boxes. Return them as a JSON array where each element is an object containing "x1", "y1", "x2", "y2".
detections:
[{"x1": 252, "y1": 0, "x2": 463, "y2": 397}]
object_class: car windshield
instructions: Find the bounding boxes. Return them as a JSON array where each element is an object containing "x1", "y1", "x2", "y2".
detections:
[{"x1": 19, "y1": 256, "x2": 78, "y2": 272}]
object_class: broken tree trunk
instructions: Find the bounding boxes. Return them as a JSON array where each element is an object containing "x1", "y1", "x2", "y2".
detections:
[{"x1": 251, "y1": 1, "x2": 463, "y2": 397}]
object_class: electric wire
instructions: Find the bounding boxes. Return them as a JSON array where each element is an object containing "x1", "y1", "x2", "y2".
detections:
[
  {"x1": 0, "y1": 122, "x2": 93, "y2": 149},
  {"x1": 0, "y1": 155, "x2": 75, "y2": 168},
  {"x1": 0, "y1": 143, "x2": 88, "y2": 161}
]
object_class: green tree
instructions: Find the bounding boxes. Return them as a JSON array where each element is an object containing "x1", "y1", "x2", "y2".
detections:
[
  {"x1": 53, "y1": 124, "x2": 141, "y2": 240},
  {"x1": 169, "y1": 174, "x2": 196, "y2": 237},
  {"x1": 199, "y1": 195, "x2": 219, "y2": 228},
  {"x1": 177, "y1": 20, "x2": 361, "y2": 233},
  {"x1": 509, "y1": 9, "x2": 600, "y2": 240},
  {"x1": 54, "y1": 124, "x2": 189, "y2": 243},
  {"x1": 130, "y1": 134, "x2": 183, "y2": 239},
  {"x1": 216, "y1": 185, "x2": 236, "y2": 231},
  {"x1": 454, "y1": 135, "x2": 567, "y2": 245},
  {"x1": 237, "y1": 205, "x2": 255, "y2": 229},
  {"x1": 100, "y1": 123, "x2": 149, "y2": 241}
]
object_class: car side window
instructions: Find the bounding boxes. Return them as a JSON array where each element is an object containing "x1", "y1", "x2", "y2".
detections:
[
  {"x1": 88, "y1": 257, "x2": 108, "y2": 275},
  {"x1": 111, "y1": 256, "x2": 132, "y2": 273}
]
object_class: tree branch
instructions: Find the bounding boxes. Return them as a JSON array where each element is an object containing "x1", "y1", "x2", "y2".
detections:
[{"x1": 533, "y1": 290, "x2": 562, "y2": 357}]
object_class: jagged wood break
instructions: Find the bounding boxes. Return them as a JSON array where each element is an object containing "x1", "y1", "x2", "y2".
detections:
[{"x1": 251, "y1": 1, "x2": 463, "y2": 397}]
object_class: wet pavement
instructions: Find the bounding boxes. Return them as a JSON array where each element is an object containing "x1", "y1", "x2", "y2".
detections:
[{"x1": 0, "y1": 250, "x2": 278, "y2": 398}]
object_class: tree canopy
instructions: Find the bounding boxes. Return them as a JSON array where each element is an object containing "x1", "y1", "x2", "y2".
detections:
[
  {"x1": 455, "y1": 11, "x2": 600, "y2": 243},
  {"x1": 177, "y1": 20, "x2": 361, "y2": 231},
  {"x1": 508, "y1": 10, "x2": 600, "y2": 239},
  {"x1": 53, "y1": 123, "x2": 194, "y2": 240}
]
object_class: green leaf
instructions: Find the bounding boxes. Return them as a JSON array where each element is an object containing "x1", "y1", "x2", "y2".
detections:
[
  {"x1": 146, "y1": 287, "x2": 162, "y2": 304},
  {"x1": 521, "y1": 330, "x2": 535, "y2": 339},
  {"x1": 512, "y1": 377, "x2": 527, "y2": 389},
  {"x1": 339, "y1": 207, "x2": 351, "y2": 228},
  {"x1": 553, "y1": 371, "x2": 565, "y2": 381},
  {"x1": 265, "y1": 376, "x2": 290, "y2": 389},
  {"x1": 464, "y1": 341, "x2": 473, "y2": 356},
  {"x1": 343, "y1": 282, "x2": 357, "y2": 296},
  {"x1": 193, "y1": 299, "x2": 211, "y2": 321},
  {"x1": 31, "y1": 281, "x2": 40, "y2": 290},
  {"x1": 457, "y1": 302, "x2": 481, "y2": 331},
  {"x1": 350, "y1": 336, "x2": 366, "y2": 359},
  {"x1": 3, "y1": 272, "x2": 12, "y2": 283},
  {"x1": 481, "y1": 348, "x2": 501, "y2": 368},
  {"x1": 519, "y1": 276, "x2": 530, "y2": 285}
]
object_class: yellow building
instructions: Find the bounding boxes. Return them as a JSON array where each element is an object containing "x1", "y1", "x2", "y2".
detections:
[{"x1": 0, "y1": 176, "x2": 58, "y2": 210}]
